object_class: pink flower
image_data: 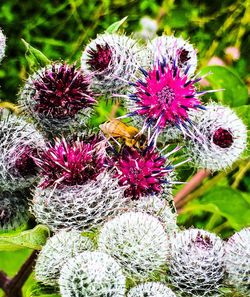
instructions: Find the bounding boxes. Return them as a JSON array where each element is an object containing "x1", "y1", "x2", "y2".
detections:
[
  {"x1": 87, "y1": 43, "x2": 112, "y2": 72},
  {"x1": 127, "y1": 62, "x2": 203, "y2": 132},
  {"x1": 207, "y1": 56, "x2": 225, "y2": 66},
  {"x1": 112, "y1": 146, "x2": 173, "y2": 199},
  {"x1": 35, "y1": 136, "x2": 106, "y2": 189},
  {"x1": 225, "y1": 46, "x2": 240, "y2": 61}
]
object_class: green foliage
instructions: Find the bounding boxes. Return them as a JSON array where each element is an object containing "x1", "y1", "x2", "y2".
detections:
[
  {"x1": 25, "y1": 283, "x2": 60, "y2": 297},
  {"x1": 0, "y1": 225, "x2": 50, "y2": 251},
  {"x1": 200, "y1": 66, "x2": 248, "y2": 107},
  {"x1": 105, "y1": 16, "x2": 128, "y2": 33},
  {"x1": 21, "y1": 39, "x2": 50, "y2": 72},
  {"x1": 183, "y1": 187, "x2": 250, "y2": 230}
]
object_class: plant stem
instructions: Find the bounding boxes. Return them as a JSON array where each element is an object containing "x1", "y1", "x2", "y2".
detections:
[
  {"x1": 0, "y1": 250, "x2": 38, "y2": 297},
  {"x1": 174, "y1": 169, "x2": 210, "y2": 207}
]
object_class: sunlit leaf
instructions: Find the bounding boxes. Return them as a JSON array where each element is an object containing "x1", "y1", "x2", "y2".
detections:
[
  {"x1": 25, "y1": 283, "x2": 60, "y2": 297},
  {"x1": 105, "y1": 16, "x2": 128, "y2": 33},
  {"x1": 200, "y1": 66, "x2": 248, "y2": 107},
  {"x1": 0, "y1": 225, "x2": 50, "y2": 251},
  {"x1": 233, "y1": 105, "x2": 250, "y2": 158},
  {"x1": 183, "y1": 187, "x2": 250, "y2": 230},
  {"x1": 21, "y1": 39, "x2": 51, "y2": 72}
]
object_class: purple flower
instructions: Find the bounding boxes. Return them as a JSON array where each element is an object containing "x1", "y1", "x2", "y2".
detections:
[
  {"x1": 212, "y1": 128, "x2": 233, "y2": 148},
  {"x1": 87, "y1": 43, "x2": 112, "y2": 72},
  {"x1": 20, "y1": 63, "x2": 96, "y2": 131},
  {"x1": 11, "y1": 145, "x2": 38, "y2": 177},
  {"x1": 126, "y1": 62, "x2": 203, "y2": 133},
  {"x1": 34, "y1": 136, "x2": 106, "y2": 189},
  {"x1": 112, "y1": 146, "x2": 173, "y2": 199}
]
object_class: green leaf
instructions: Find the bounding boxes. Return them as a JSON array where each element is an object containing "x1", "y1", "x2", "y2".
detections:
[
  {"x1": 233, "y1": 105, "x2": 250, "y2": 128},
  {"x1": 25, "y1": 283, "x2": 60, "y2": 297},
  {"x1": 233, "y1": 105, "x2": 250, "y2": 158},
  {"x1": 184, "y1": 187, "x2": 250, "y2": 230},
  {"x1": 0, "y1": 225, "x2": 50, "y2": 251},
  {"x1": 105, "y1": 16, "x2": 128, "y2": 33},
  {"x1": 21, "y1": 39, "x2": 51, "y2": 72},
  {"x1": 200, "y1": 66, "x2": 248, "y2": 107}
]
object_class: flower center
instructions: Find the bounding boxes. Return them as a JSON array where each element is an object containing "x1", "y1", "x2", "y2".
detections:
[
  {"x1": 179, "y1": 48, "x2": 190, "y2": 65},
  {"x1": 12, "y1": 146, "x2": 38, "y2": 177},
  {"x1": 157, "y1": 86, "x2": 175, "y2": 106},
  {"x1": 213, "y1": 128, "x2": 233, "y2": 148},
  {"x1": 87, "y1": 43, "x2": 112, "y2": 72},
  {"x1": 193, "y1": 232, "x2": 213, "y2": 250}
]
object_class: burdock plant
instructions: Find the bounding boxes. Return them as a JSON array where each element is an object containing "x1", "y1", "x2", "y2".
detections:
[{"x1": 0, "y1": 16, "x2": 249, "y2": 297}]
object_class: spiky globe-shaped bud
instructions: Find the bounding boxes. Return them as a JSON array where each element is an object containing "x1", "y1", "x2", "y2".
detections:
[
  {"x1": 81, "y1": 33, "x2": 144, "y2": 95},
  {"x1": 131, "y1": 196, "x2": 178, "y2": 234},
  {"x1": 34, "y1": 136, "x2": 106, "y2": 189},
  {"x1": 168, "y1": 228, "x2": 225, "y2": 296},
  {"x1": 35, "y1": 230, "x2": 93, "y2": 286},
  {"x1": 127, "y1": 282, "x2": 177, "y2": 297},
  {"x1": 186, "y1": 104, "x2": 247, "y2": 171},
  {"x1": 0, "y1": 190, "x2": 29, "y2": 230},
  {"x1": 0, "y1": 114, "x2": 44, "y2": 190},
  {"x1": 112, "y1": 146, "x2": 174, "y2": 200},
  {"x1": 59, "y1": 251, "x2": 126, "y2": 297},
  {"x1": 148, "y1": 35, "x2": 197, "y2": 75},
  {"x1": 32, "y1": 171, "x2": 127, "y2": 232},
  {"x1": 125, "y1": 61, "x2": 204, "y2": 134},
  {"x1": 98, "y1": 211, "x2": 169, "y2": 278},
  {"x1": 225, "y1": 228, "x2": 250, "y2": 294},
  {"x1": 0, "y1": 27, "x2": 6, "y2": 62},
  {"x1": 19, "y1": 63, "x2": 95, "y2": 133}
]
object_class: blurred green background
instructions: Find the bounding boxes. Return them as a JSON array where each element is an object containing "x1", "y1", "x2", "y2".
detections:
[{"x1": 0, "y1": 1, "x2": 249, "y2": 296}]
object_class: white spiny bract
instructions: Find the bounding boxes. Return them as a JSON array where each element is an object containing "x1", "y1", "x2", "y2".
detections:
[
  {"x1": 186, "y1": 103, "x2": 247, "y2": 171},
  {"x1": 168, "y1": 228, "x2": 225, "y2": 296},
  {"x1": 59, "y1": 251, "x2": 126, "y2": 297},
  {"x1": 0, "y1": 27, "x2": 6, "y2": 62},
  {"x1": 148, "y1": 35, "x2": 197, "y2": 75},
  {"x1": 35, "y1": 230, "x2": 93, "y2": 286},
  {"x1": 0, "y1": 190, "x2": 29, "y2": 230},
  {"x1": 131, "y1": 196, "x2": 178, "y2": 235},
  {"x1": 225, "y1": 228, "x2": 250, "y2": 294},
  {"x1": 19, "y1": 63, "x2": 95, "y2": 133},
  {"x1": 31, "y1": 171, "x2": 127, "y2": 232},
  {"x1": 81, "y1": 33, "x2": 145, "y2": 95},
  {"x1": 127, "y1": 282, "x2": 177, "y2": 297},
  {"x1": 0, "y1": 114, "x2": 45, "y2": 190},
  {"x1": 98, "y1": 211, "x2": 169, "y2": 278}
]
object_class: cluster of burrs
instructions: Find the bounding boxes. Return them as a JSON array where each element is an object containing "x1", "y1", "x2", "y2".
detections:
[
  {"x1": 0, "y1": 23, "x2": 248, "y2": 297},
  {"x1": 35, "y1": 224, "x2": 250, "y2": 296}
]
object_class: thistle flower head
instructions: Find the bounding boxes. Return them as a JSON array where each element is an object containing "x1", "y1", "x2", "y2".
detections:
[
  {"x1": 168, "y1": 228, "x2": 225, "y2": 296},
  {"x1": 127, "y1": 282, "x2": 177, "y2": 297},
  {"x1": 81, "y1": 33, "x2": 145, "y2": 94},
  {"x1": 225, "y1": 228, "x2": 250, "y2": 294},
  {"x1": 0, "y1": 27, "x2": 6, "y2": 62},
  {"x1": 0, "y1": 190, "x2": 29, "y2": 230},
  {"x1": 186, "y1": 103, "x2": 247, "y2": 171},
  {"x1": 148, "y1": 35, "x2": 197, "y2": 75},
  {"x1": 112, "y1": 146, "x2": 174, "y2": 200},
  {"x1": 32, "y1": 171, "x2": 127, "y2": 232},
  {"x1": 126, "y1": 61, "x2": 203, "y2": 133},
  {"x1": 98, "y1": 211, "x2": 169, "y2": 278},
  {"x1": 20, "y1": 63, "x2": 95, "y2": 132},
  {"x1": 0, "y1": 114, "x2": 45, "y2": 190},
  {"x1": 131, "y1": 195, "x2": 178, "y2": 234},
  {"x1": 35, "y1": 230, "x2": 93, "y2": 286},
  {"x1": 59, "y1": 251, "x2": 126, "y2": 297},
  {"x1": 35, "y1": 136, "x2": 106, "y2": 189}
]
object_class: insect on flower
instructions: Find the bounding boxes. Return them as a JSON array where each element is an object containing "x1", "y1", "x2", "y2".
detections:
[{"x1": 100, "y1": 119, "x2": 146, "y2": 149}]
